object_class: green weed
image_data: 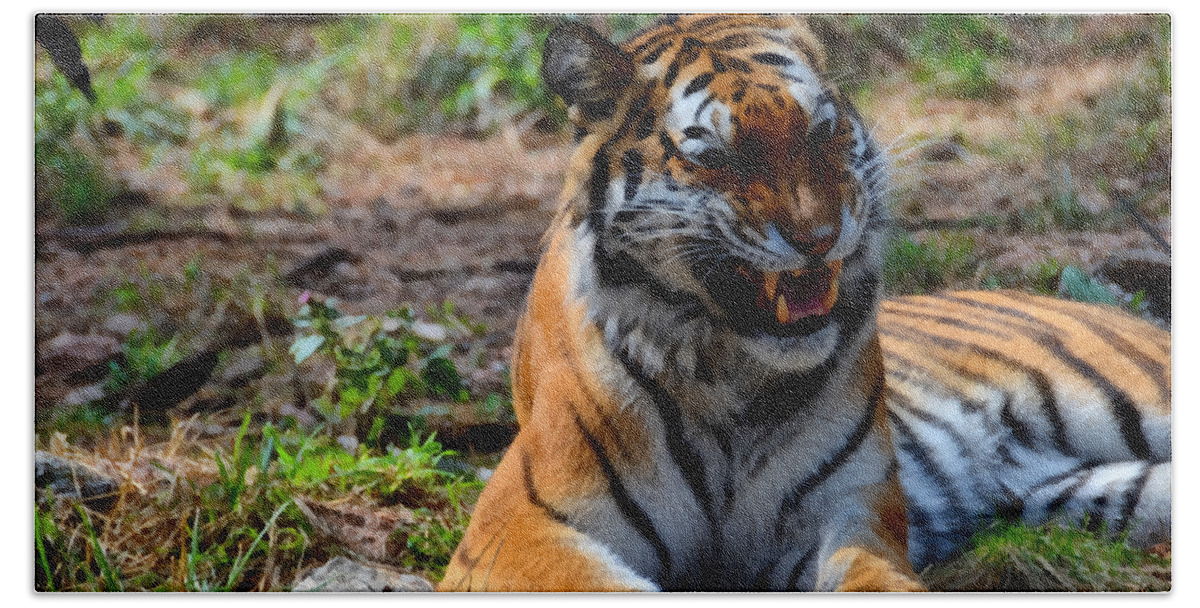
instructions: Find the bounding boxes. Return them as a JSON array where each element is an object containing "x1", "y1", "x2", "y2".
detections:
[
  {"x1": 923, "y1": 519, "x2": 1170, "y2": 591},
  {"x1": 883, "y1": 231, "x2": 977, "y2": 294},
  {"x1": 34, "y1": 70, "x2": 114, "y2": 223},
  {"x1": 912, "y1": 15, "x2": 1009, "y2": 100},
  {"x1": 1030, "y1": 258, "x2": 1063, "y2": 295},
  {"x1": 1059, "y1": 265, "x2": 1119, "y2": 306},
  {"x1": 105, "y1": 328, "x2": 182, "y2": 394},
  {"x1": 291, "y1": 297, "x2": 477, "y2": 425}
]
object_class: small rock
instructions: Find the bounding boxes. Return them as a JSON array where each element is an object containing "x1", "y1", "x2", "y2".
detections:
[
  {"x1": 101, "y1": 314, "x2": 146, "y2": 338},
  {"x1": 62, "y1": 383, "x2": 106, "y2": 408},
  {"x1": 35, "y1": 451, "x2": 120, "y2": 512},
  {"x1": 220, "y1": 350, "x2": 266, "y2": 387},
  {"x1": 292, "y1": 556, "x2": 433, "y2": 592},
  {"x1": 410, "y1": 321, "x2": 448, "y2": 342},
  {"x1": 277, "y1": 402, "x2": 316, "y2": 427},
  {"x1": 337, "y1": 434, "x2": 359, "y2": 453},
  {"x1": 39, "y1": 333, "x2": 121, "y2": 378}
]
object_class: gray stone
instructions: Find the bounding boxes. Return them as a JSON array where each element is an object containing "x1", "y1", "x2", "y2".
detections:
[
  {"x1": 101, "y1": 314, "x2": 145, "y2": 338},
  {"x1": 62, "y1": 383, "x2": 106, "y2": 408},
  {"x1": 39, "y1": 333, "x2": 121, "y2": 378},
  {"x1": 410, "y1": 320, "x2": 448, "y2": 342},
  {"x1": 336, "y1": 434, "x2": 359, "y2": 453},
  {"x1": 35, "y1": 451, "x2": 119, "y2": 512},
  {"x1": 292, "y1": 556, "x2": 433, "y2": 592},
  {"x1": 220, "y1": 350, "x2": 266, "y2": 387}
]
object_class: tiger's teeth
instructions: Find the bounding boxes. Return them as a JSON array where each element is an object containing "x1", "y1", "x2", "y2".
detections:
[
  {"x1": 791, "y1": 269, "x2": 802, "y2": 278},
  {"x1": 764, "y1": 271, "x2": 779, "y2": 301},
  {"x1": 776, "y1": 293, "x2": 790, "y2": 324}
]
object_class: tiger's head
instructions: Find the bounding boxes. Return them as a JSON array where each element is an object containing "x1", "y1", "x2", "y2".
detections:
[{"x1": 543, "y1": 15, "x2": 887, "y2": 374}]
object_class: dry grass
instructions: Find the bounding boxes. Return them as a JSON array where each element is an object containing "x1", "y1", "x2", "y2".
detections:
[
  {"x1": 921, "y1": 520, "x2": 1170, "y2": 592},
  {"x1": 36, "y1": 415, "x2": 479, "y2": 591}
]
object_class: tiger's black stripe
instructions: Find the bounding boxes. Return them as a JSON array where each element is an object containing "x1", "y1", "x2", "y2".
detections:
[
  {"x1": 1036, "y1": 335, "x2": 1154, "y2": 461},
  {"x1": 886, "y1": 388, "x2": 975, "y2": 465},
  {"x1": 521, "y1": 449, "x2": 571, "y2": 525},
  {"x1": 742, "y1": 353, "x2": 837, "y2": 432},
  {"x1": 751, "y1": 51, "x2": 794, "y2": 66},
  {"x1": 933, "y1": 292, "x2": 1040, "y2": 325},
  {"x1": 774, "y1": 373, "x2": 883, "y2": 540},
  {"x1": 1043, "y1": 468, "x2": 1094, "y2": 517},
  {"x1": 966, "y1": 291, "x2": 1170, "y2": 381},
  {"x1": 887, "y1": 409, "x2": 971, "y2": 528},
  {"x1": 725, "y1": 55, "x2": 753, "y2": 74},
  {"x1": 684, "y1": 72, "x2": 715, "y2": 96},
  {"x1": 663, "y1": 37, "x2": 705, "y2": 89},
  {"x1": 920, "y1": 294, "x2": 1157, "y2": 460},
  {"x1": 586, "y1": 145, "x2": 612, "y2": 222},
  {"x1": 787, "y1": 545, "x2": 819, "y2": 590},
  {"x1": 694, "y1": 93, "x2": 718, "y2": 118},
  {"x1": 571, "y1": 408, "x2": 673, "y2": 578},
  {"x1": 629, "y1": 28, "x2": 676, "y2": 56},
  {"x1": 621, "y1": 149, "x2": 644, "y2": 202},
  {"x1": 641, "y1": 41, "x2": 673, "y2": 64},
  {"x1": 615, "y1": 350, "x2": 717, "y2": 523},
  {"x1": 1011, "y1": 295, "x2": 1169, "y2": 398},
  {"x1": 1000, "y1": 394, "x2": 1036, "y2": 448},
  {"x1": 1114, "y1": 463, "x2": 1153, "y2": 533},
  {"x1": 712, "y1": 32, "x2": 752, "y2": 50},
  {"x1": 681, "y1": 15, "x2": 728, "y2": 32},
  {"x1": 636, "y1": 109, "x2": 657, "y2": 140},
  {"x1": 592, "y1": 244, "x2": 708, "y2": 320},
  {"x1": 879, "y1": 325, "x2": 1075, "y2": 458},
  {"x1": 655, "y1": 131, "x2": 680, "y2": 164},
  {"x1": 884, "y1": 305, "x2": 1012, "y2": 339},
  {"x1": 709, "y1": 52, "x2": 727, "y2": 73}
]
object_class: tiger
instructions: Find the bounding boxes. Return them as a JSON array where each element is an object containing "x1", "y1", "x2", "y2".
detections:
[{"x1": 438, "y1": 14, "x2": 1171, "y2": 591}]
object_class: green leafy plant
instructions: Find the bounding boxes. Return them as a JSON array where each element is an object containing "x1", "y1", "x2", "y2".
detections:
[
  {"x1": 291, "y1": 296, "x2": 474, "y2": 425},
  {"x1": 883, "y1": 231, "x2": 977, "y2": 294},
  {"x1": 1059, "y1": 265, "x2": 1119, "y2": 306},
  {"x1": 105, "y1": 327, "x2": 182, "y2": 393},
  {"x1": 34, "y1": 66, "x2": 114, "y2": 223}
]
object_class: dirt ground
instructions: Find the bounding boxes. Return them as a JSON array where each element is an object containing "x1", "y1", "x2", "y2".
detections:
[{"x1": 33, "y1": 14, "x2": 1171, "y2": 434}]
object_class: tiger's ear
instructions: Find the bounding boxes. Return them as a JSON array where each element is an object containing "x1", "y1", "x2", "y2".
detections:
[{"x1": 542, "y1": 21, "x2": 633, "y2": 123}]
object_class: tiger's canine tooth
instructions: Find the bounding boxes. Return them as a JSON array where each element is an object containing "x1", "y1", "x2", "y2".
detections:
[
  {"x1": 776, "y1": 293, "x2": 790, "y2": 324},
  {"x1": 764, "y1": 271, "x2": 779, "y2": 301}
]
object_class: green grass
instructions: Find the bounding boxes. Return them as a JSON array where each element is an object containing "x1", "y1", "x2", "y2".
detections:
[
  {"x1": 883, "y1": 231, "x2": 977, "y2": 294},
  {"x1": 911, "y1": 15, "x2": 1009, "y2": 100},
  {"x1": 36, "y1": 418, "x2": 481, "y2": 591},
  {"x1": 923, "y1": 519, "x2": 1170, "y2": 591}
]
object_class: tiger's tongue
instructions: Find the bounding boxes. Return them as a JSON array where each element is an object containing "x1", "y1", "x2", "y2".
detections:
[{"x1": 755, "y1": 263, "x2": 841, "y2": 324}]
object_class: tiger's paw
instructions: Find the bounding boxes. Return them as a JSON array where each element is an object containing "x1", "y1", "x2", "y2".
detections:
[{"x1": 818, "y1": 547, "x2": 927, "y2": 592}]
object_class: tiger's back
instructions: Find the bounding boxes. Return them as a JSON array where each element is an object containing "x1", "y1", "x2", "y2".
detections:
[{"x1": 880, "y1": 290, "x2": 1170, "y2": 568}]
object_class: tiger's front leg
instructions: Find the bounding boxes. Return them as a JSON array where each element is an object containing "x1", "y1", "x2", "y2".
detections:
[
  {"x1": 818, "y1": 547, "x2": 926, "y2": 592},
  {"x1": 438, "y1": 436, "x2": 659, "y2": 592},
  {"x1": 809, "y1": 470, "x2": 926, "y2": 591}
]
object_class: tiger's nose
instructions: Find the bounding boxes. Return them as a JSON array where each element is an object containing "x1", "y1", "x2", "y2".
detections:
[
  {"x1": 762, "y1": 222, "x2": 837, "y2": 259},
  {"x1": 783, "y1": 224, "x2": 836, "y2": 256}
]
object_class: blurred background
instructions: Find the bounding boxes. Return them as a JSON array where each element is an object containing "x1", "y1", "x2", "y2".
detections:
[{"x1": 33, "y1": 14, "x2": 1171, "y2": 592}]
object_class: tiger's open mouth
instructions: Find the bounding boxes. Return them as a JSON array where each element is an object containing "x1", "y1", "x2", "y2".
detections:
[{"x1": 700, "y1": 259, "x2": 843, "y2": 338}]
